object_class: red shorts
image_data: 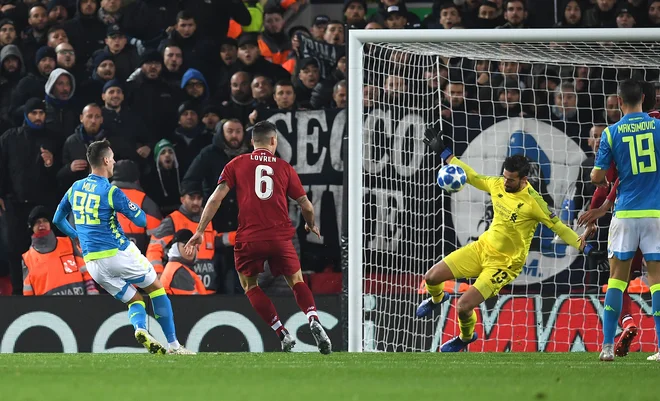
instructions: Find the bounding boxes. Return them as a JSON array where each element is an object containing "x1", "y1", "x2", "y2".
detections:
[
  {"x1": 234, "y1": 240, "x2": 300, "y2": 277},
  {"x1": 631, "y1": 249, "x2": 643, "y2": 276}
]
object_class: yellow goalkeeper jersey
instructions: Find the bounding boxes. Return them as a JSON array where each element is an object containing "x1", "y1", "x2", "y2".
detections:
[{"x1": 450, "y1": 158, "x2": 582, "y2": 268}]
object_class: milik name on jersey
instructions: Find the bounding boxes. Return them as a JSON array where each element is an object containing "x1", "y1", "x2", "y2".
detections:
[{"x1": 251, "y1": 154, "x2": 277, "y2": 163}]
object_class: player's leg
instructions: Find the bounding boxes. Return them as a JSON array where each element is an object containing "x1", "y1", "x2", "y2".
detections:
[
  {"x1": 440, "y1": 263, "x2": 517, "y2": 352},
  {"x1": 417, "y1": 241, "x2": 482, "y2": 318},
  {"x1": 283, "y1": 270, "x2": 332, "y2": 354},
  {"x1": 601, "y1": 216, "x2": 636, "y2": 361},
  {"x1": 637, "y1": 217, "x2": 660, "y2": 361},
  {"x1": 121, "y1": 243, "x2": 193, "y2": 354},
  {"x1": 85, "y1": 256, "x2": 166, "y2": 354},
  {"x1": 615, "y1": 250, "x2": 642, "y2": 357},
  {"x1": 239, "y1": 271, "x2": 295, "y2": 351}
]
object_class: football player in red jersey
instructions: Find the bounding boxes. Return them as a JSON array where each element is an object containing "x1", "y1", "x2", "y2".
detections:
[{"x1": 185, "y1": 121, "x2": 332, "y2": 354}]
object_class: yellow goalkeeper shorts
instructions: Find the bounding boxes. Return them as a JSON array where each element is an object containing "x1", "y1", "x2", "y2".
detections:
[{"x1": 444, "y1": 240, "x2": 519, "y2": 300}]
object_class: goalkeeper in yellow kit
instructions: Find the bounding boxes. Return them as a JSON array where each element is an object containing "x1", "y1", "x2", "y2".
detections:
[{"x1": 416, "y1": 129, "x2": 607, "y2": 352}]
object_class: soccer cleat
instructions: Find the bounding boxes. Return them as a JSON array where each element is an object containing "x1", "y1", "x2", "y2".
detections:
[
  {"x1": 416, "y1": 292, "x2": 450, "y2": 318},
  {"x1": 281, "y1": 333, "x2": 296, "y2": 352},
  {"x1": 168, "y1": 345, "x2": 196, "y2": 355},
  {"x1": 600, "y1": 344, "x2": 615, "y2": 361},
  {"x1": 310, "y1": 320, "x2": 332, "y2": 355},
  {"x1": 647, "y1": 352, "x2": 660, "y2": 361},
  {"x1": 615, "y1": 325, "x2": 638, "y2": 357},
  {"x1": 440, "y1": 333, "x2": 478, "y2": 352},
  {"x1": 135, "y1": 329, "x2": 166, "y2": 355}
]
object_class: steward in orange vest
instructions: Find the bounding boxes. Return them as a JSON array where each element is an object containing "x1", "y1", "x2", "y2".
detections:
[
  {"x1": 161, "y1": 229, "x2": 209, "y2": 295},
  {"x1": 111, "y1": 160, "x2": 162, "y2": 254},
  {"x1": 147, "y1": 182, "x2": 234, "y2": 292},
  {"x1": 257, "y1": 6, "x2": 292, "y2": 66},
  {"x1": 22, "y1": 206, "x2": 99, "y2": 296}
]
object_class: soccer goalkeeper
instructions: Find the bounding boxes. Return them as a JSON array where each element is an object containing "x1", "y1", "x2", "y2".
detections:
[{"x1": 417, "y1": 129, "x2": 607, "y2": 352}]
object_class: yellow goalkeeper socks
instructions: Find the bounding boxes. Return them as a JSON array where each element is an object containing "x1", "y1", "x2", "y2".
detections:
[
  {"x1": 425, "y1": 281, "x2": 445, "y2": 304},
  {"x1": 459, "y1": 310, "x2": 477, "y2": 341}
]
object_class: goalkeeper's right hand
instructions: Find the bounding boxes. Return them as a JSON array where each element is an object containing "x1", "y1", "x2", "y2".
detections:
[{"x1": 423, "y1": 128, "x2": 452, "y2": 161}]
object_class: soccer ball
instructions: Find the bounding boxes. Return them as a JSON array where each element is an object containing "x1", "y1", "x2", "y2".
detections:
[{"x1": 437, "y1": 165, "x2": 467, "y2": 193}]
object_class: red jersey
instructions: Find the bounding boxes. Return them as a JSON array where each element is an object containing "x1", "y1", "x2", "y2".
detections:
[{"x1": 218, "y1": 149, "x2": 306, "y2": 242}]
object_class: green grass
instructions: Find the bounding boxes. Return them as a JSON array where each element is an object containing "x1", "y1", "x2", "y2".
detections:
[{"x1": 0, "y1": 353, "x2": 658, "y2": 401}]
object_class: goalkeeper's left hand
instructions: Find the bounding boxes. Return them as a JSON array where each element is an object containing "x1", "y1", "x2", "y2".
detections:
[{"x1": 423, "y1": 128, "x2": 452, "y2": 161}]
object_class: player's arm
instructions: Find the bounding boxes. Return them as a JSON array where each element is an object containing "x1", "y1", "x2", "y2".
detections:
[
  {"x1": 53, "y1": 189, "x2": 78, "y2": 239},
  {"x1": 424, "y1": 128, "x2": 495, "y2": 193},
  {"x1": 287, "y1": 166, "x2": 320, "y2": 237},
  {"x1": 590, "y1": 128, "x2": 612, "y2": 187},
  {"x1": 196, "y1": 182, "x2": 231, "y2": 235},
  {"x1": 110, "y1": 186, "x2": 146, "y2": 227}
]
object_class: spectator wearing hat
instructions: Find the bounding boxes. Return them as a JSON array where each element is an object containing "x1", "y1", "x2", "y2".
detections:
[
  {"x1": 294, "y1": 57, "x2": 320, "y2": 108},
  {"x1": 165, "y1": 100, "x2": 213, "y2": 172},
  {"x1": 310, "y1": 14, "x2": 329, "y2": 41},
  {"x1": 201, "y1": 104, "x2": 222, "y2": 131},
  {"x1": 92, "y1": 23, "x2": 138, "y2": 81},
  {"x1": 143, "y1": 139, "x2": 182, "y2": 215},
  {"x1": 180, "y1": 67, "x2": 210, "y2": 106},
  {"x1": 0, "y1": 44, "x2": 24, "y2": 122},
  {"x1": 257, "y1": 6, "x2": 291, "y2": 67},
  {"x1": 554, "y1": 0, "x2": 584, "y2": 28},
  {"x1": 22, "y1": 5, "x2": 49, "y2": 71},
  {"x1": 44, "y1": 67, "x2": 79, "y2": 141},
  {"x1": 584, "y1": 0, "x2": 617, "y2": 28},
  {"x1": 383, "y1": 5, "x2": 408, "y2": 29},
  {"x1": 63, "y1": 0, "x2": 106, "y2": 64},
  {"x1": 22, "y1": 205, "x2": 99, "y2": 296},
  {"x1": 125, "y1": 49, "x2": 178, "y2": 145},
  {"x1": 111, "y1": 160, "x2": 162, "y2": 254},
  {"x1": 0, "y1": 18, "x2": 18, "y2": 49},
  {"x1": 616, "y1": 4, "x2": 637, "y2": 28},
  {"x1": 0, "y1": 98, "x2": 60, "y2": 294},
  {"x1": 46, "y1": 0, "x2": 68, "y2": 24},
  {"x1": 370, "y1": 0, "x2": 421, "y2": 28},
  {"x1": 147, "y1": 180, "x2": 220, "y2": 292},
  {"x1": 9, "y1": 46, "x2": 55, "y2": 121},
  {"x1": 232, "y1": 33, "x2": 290, "y2": 89},
  {"x1": 78, "y1": 51, "x2": 114, "y2": 105},
  {"x1": 221, "y1": 71, "x2": 254, "y2": 126},
  {"x1": 344, "y1": 0, "x2": 367, "y2": 29},
  {"x1": 161, "y1": 229, "x2": 209, "y2": 295}
]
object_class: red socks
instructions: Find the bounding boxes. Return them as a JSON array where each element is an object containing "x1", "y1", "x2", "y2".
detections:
[
  {"x1": 620, "y1": 291, "x2": 633, "y2": 328},
  {"x1": 292, "y1": 282, "x2": 319, "y2": 323},
  {"x1": 246, "y1": 286, "x2": 287, "y2": 338}
]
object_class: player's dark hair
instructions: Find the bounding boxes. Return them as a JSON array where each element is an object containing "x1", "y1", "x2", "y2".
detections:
[
  {"x1": 87, "y1": 139, "x2": 112, "y2": 168},
  {"x1": 503, "y1": 155, "x2": 530, "y2": 178},
  {"x1": 252, "y1": 121, "x2": 277, "y2": 144},
  {"x1": 618, "y1": 79, "x2": 643, "y2": 106},
  {"x1": 641, "y1": 80, "x2": 656, "y2": 112}
]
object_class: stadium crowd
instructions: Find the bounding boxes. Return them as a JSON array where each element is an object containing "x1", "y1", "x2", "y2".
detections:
[{"x1": 0, "y1": 0, "x2": 657, "y2": 296}]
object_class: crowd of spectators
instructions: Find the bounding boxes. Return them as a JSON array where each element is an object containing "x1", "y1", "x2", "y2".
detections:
[{"x1": 0, "y1": 0, "x2": 658, "y2": 296}]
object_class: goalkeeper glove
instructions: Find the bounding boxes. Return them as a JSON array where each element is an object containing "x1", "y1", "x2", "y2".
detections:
[
  {"x1": 423, "y1": 128, "x2": 453, "y2": 161},
  {"x1": 583, "y1": 244, "x2": 608, "y2": 261}
]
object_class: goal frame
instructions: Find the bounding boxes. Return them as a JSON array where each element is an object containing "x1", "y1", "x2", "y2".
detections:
[{"x1": 346, "y1": 28, "x2": 660, "y2": 353}]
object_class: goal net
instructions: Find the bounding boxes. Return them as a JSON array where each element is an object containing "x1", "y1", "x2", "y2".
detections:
[{"x1": 347, "y1": 29, "x2": 660, "y2": 352}]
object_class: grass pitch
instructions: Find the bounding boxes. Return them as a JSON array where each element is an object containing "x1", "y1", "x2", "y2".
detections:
[{"x1": 0, "y1": 353, "x2": 657, "y2": 401}]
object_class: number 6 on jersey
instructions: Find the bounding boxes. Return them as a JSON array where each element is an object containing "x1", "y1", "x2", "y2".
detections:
[{"x1": 255, "y1": 165, "x2": 274, "y2": 200}]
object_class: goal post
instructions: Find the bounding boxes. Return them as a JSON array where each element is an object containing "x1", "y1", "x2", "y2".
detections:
[{"x1": 347, "y1": 28, "x2": 660, "y2": 353}]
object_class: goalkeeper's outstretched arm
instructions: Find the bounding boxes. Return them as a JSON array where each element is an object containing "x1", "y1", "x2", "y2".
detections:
[{"x1": 424, "y1": 128, "x2": 495, "y2": 193}]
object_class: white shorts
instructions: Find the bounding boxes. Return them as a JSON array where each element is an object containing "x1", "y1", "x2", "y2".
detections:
[
  {"x1": 85, "y1": 243, "x2": 157, "y2": 303},
  {"x1": 608, "y1": 216, "x2": 660, "y2": 261}
]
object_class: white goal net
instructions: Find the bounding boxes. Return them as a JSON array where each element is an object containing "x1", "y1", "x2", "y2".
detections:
[{"x1": 348, "y1": 29, "x2": 660, "y2": 352}]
